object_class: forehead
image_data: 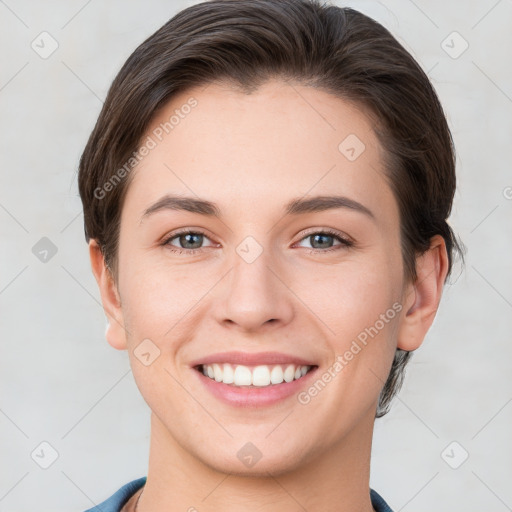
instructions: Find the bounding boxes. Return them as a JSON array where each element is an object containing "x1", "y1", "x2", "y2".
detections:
[{"x1": 123, "y1": 79, "x2": 397, "y2": 225}]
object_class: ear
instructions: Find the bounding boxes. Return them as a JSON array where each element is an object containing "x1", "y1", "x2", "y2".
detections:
[
  {"x1": 397, "y1": 235, "x2": 449, "y2": 351},
  {"x1": 88, "y1": 239, "x2": 128, "y2": 350}
]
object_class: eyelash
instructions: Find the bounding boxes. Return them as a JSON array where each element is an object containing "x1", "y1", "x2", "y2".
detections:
[{"x1": 161, "y1": 228, "x2": 354, "y2": 256}]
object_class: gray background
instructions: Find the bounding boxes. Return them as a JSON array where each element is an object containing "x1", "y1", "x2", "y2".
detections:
[{"x1": 1, "y1": 0, "x2": 511, "y2": 510}]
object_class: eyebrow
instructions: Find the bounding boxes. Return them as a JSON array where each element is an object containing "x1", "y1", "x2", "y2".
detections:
[{"x1": 140, "y1": 194, "x2": 375, "y2": 222}]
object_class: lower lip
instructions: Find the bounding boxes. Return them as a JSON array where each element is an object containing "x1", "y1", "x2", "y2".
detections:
[{"x1": 193, "y1": 366, "x2": 319, "y2": 407}]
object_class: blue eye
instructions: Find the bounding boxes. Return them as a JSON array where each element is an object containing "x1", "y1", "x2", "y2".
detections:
[
  {"x1": 162, "y1": 228, "x2": 353, "y2": 256},
  {"x1": 296, "y1": 229, "x2": 353, "y2": 254},
  {"x1": 162, "y1": 230, "x2": 215, "y2": 254}
]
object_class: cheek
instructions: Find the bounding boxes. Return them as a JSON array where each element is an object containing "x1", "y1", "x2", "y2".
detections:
[
  {"x1": 307, "y1": 258, "x2": 402, "y2": 338},
  {"x1": 117, "y1": 260, "x2": 202, "y2": 413},
  {"x1": 120, "y1": 267, "x2": 193, "y2": 337},
  {"x1": 308, "y1": 259, "x2": 402, "y2": 390}
]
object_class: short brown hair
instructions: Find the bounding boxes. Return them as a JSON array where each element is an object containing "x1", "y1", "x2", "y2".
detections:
[{"x1": 78, "y1": 0, "x2": 464, "y2": 417}]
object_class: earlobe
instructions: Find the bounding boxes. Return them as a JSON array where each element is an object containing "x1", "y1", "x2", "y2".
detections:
[
  {"x1": 396, "y1": 235, "x2": 449, "y2": 352},
  {"x1": 88, "y1": 240, "x2": 128, "y2": 350}
]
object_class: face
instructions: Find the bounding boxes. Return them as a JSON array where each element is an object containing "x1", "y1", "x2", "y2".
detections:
[{"x1": 107, "y1": 79, "x2": 411, "y2": 476}]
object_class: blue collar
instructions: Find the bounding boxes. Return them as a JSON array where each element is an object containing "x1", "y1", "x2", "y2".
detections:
[{"x1": 83, "y1": 477, "x2": 394, "y2": 511}]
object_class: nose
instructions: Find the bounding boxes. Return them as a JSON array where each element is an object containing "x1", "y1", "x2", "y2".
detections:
[{"x1": 214, "y1": 245, "x2": 294, "y2": 332}]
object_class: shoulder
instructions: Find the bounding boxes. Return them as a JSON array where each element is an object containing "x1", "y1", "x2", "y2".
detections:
[
  {"x1": 83, "y1": 479, "x2": 390, "y2": 512},
  {"x1": 370, "y1": 488, "x2": 394, "y2": 512},
  {"x1": 82, "y1": 476, "x2": 147, "y2": 512}
]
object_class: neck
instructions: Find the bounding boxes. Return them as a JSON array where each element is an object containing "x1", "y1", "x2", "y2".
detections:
[{"x1": 137, "y1": 409, "x2": 376, "y2": 512}]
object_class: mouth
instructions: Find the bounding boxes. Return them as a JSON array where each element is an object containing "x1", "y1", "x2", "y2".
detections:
[
  {"x1": 193, "y1": 362, "x2": 320, "y2": 407},
  {"x1": 194, "y1": 363, "x2": 319, "y2": 388}
]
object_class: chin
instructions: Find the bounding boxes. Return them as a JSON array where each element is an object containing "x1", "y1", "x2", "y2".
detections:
[{"x1": 203, "y1": 452, "x2": 303, "y2": 479}]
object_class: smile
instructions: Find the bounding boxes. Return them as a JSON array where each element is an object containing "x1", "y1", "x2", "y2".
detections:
[{"x1": 197, "y1": 363, "x2": 316, "y2": 387}]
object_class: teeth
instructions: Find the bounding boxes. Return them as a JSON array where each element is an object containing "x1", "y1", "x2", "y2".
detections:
[
  {"x1": 253, "y1": 365, "x2": 269, "y2": 386},
  {"x1": 234, "y1": 365, "x2": 252, "y2": 385},
  {"x1": 213, "y1": 363, "x2": 223, "y2": 382},
  {"x1": 200, "y1": 363, "x2": 312, "y2": 387},
  {"x1": 283, "y1": 365, "x2": 295, "y2": 383},
  {"x1": 271, "y1": 365, "x2": 285, "y2": 384},
  {"x1": 221, "y1": 363, "x2": 234, "y2": 384}
]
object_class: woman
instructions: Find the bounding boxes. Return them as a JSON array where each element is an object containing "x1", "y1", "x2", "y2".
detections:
[{"x1": 79, "y1": 0, "x2": 463, "y2": 510}]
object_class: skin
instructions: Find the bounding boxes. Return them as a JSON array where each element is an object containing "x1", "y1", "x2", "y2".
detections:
[{"x1": 90, "y1": 79, "x2": 448, "y2": 512}]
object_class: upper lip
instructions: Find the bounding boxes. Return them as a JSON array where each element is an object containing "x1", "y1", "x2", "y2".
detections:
[{"x1": 190, "y1": 351, "x2": 317, "y2": 368}]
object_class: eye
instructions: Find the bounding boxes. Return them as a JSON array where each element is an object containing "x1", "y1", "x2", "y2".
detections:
[
  {"x1": 161, "y1": 228, "x2": 353, "y2": 256},
  {"x1": 162, "y1": 229, "x2": 216, "y2": 254},
  {"x1": 295, "y1": 229, "x2": 353, "y2": 254}
]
